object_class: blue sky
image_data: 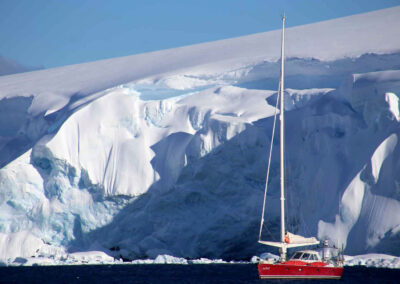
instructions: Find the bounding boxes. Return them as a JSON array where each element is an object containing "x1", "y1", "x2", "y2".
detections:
[{"x1": 1, "y1": 0, "x2": 399, "y2": 69}]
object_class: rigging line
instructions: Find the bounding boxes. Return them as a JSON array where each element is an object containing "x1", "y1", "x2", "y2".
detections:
[
  {"x1": 281, "y1": 99, "x2": 290, "y2": 233},
  {"x1": 338, "y1": 189, "x2": 343, "y2": 248},
  {"x1": 258, "y1": 85, "x2": 281, "y2": 241},
  {"x1": 284, "y1": 132, "x2": 289, "y2": 231},
  {"x1": 285, "y1": 160, "x2": 291, "y2": 232}
]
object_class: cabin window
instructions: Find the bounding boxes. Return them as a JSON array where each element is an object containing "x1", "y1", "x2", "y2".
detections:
[
  {"x1": 292, "y1": 252, "x2": 302, "y2": 259},
  {"x1": 310, "y1": 254, "x2": 318, "y2": 261},
  {"x1": 301, "y1": 253, "x2": 310, "y2": 260}
]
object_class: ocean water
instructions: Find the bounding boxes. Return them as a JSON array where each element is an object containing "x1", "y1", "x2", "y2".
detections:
[{"x1": 0, "y1": 264, "x2": 398, "y2": 284}]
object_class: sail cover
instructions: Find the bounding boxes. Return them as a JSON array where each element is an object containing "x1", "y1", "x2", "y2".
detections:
[{"x1": 286, "y1": 232, "x2": 318, "y2": 244}]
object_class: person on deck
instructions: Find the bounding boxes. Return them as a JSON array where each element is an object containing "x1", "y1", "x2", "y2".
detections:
[{"x1": 284, "y1": 231, "x2": 290, "y2": 243}]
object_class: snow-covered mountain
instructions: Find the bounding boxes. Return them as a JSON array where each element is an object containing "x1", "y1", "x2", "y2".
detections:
[
  {"x1": 0, "y1": 7, "x2": 400, "y2": 262},
  {"x1": 0, "y1": 56, "x2": 42, "y2": 76}
]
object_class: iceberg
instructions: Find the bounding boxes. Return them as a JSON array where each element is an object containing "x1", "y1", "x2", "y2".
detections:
[{"x1": 0, "y1": 7, "x2": 400, "y2": 264}]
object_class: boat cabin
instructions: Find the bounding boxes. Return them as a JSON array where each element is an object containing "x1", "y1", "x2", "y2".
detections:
[{"x1": 290, "y1": 250, "x2": 321, "y2": 262}]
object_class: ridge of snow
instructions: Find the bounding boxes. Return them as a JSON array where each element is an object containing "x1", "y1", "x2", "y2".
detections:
[
  {"x1": 0, "y1": 6, "x2": 399, "y2": 115},
  {"x1": 371, "y1": 134, "x2": 398, "y2": 182}
]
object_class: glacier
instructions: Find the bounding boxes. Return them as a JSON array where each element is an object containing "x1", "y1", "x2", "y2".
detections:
[{"x1": 0, "y1": 7, "x2": 400, "y2": 264}]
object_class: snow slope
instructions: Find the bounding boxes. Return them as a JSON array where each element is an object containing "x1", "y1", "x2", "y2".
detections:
[{"x1": 0, "y1": 7, "x2": 400, "y2": 262}]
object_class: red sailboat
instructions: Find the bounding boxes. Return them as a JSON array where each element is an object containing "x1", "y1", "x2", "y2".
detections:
[{"x1": 257, "y1": 15, "x2": 343, "y2": 280}]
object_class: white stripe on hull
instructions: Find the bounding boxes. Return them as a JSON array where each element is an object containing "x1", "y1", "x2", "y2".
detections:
[{"x1": 259, "y1": 275, "x2": 341, "y2": 279}]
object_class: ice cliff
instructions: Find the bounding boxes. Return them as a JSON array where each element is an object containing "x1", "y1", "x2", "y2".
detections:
[{"x1": 0, "y1": 7, "x2": 400, "y2": 261}]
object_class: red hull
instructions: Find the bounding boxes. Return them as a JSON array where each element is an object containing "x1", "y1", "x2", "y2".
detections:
[{"x1": 257, "y1": 262, "x2": 343, "y2": 279}]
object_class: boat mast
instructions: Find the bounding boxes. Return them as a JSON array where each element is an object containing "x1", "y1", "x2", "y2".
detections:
[
  {"x1": 280, "y1": 14, "x2": 286, "y2": 245},
  {"x1": 258, "y1": 16, "x2": 320, "y2": 258}
]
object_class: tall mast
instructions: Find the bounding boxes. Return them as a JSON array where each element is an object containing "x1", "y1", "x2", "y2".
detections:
[
  {"x1": 258, "y1": 15, "x2": 319, "y2": 259},
  {"x1": 279, "y1": 15, "x2": 286, "y2": 246}
]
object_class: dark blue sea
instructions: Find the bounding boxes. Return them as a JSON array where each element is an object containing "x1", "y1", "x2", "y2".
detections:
[{"x1": 0, "y1": 264, "x2": 398, "y2": 283}]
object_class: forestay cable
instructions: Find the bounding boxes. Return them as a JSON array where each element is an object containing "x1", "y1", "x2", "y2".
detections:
[{"x1": 258, "y1": 84, "x2": 281, "y2": 241}]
